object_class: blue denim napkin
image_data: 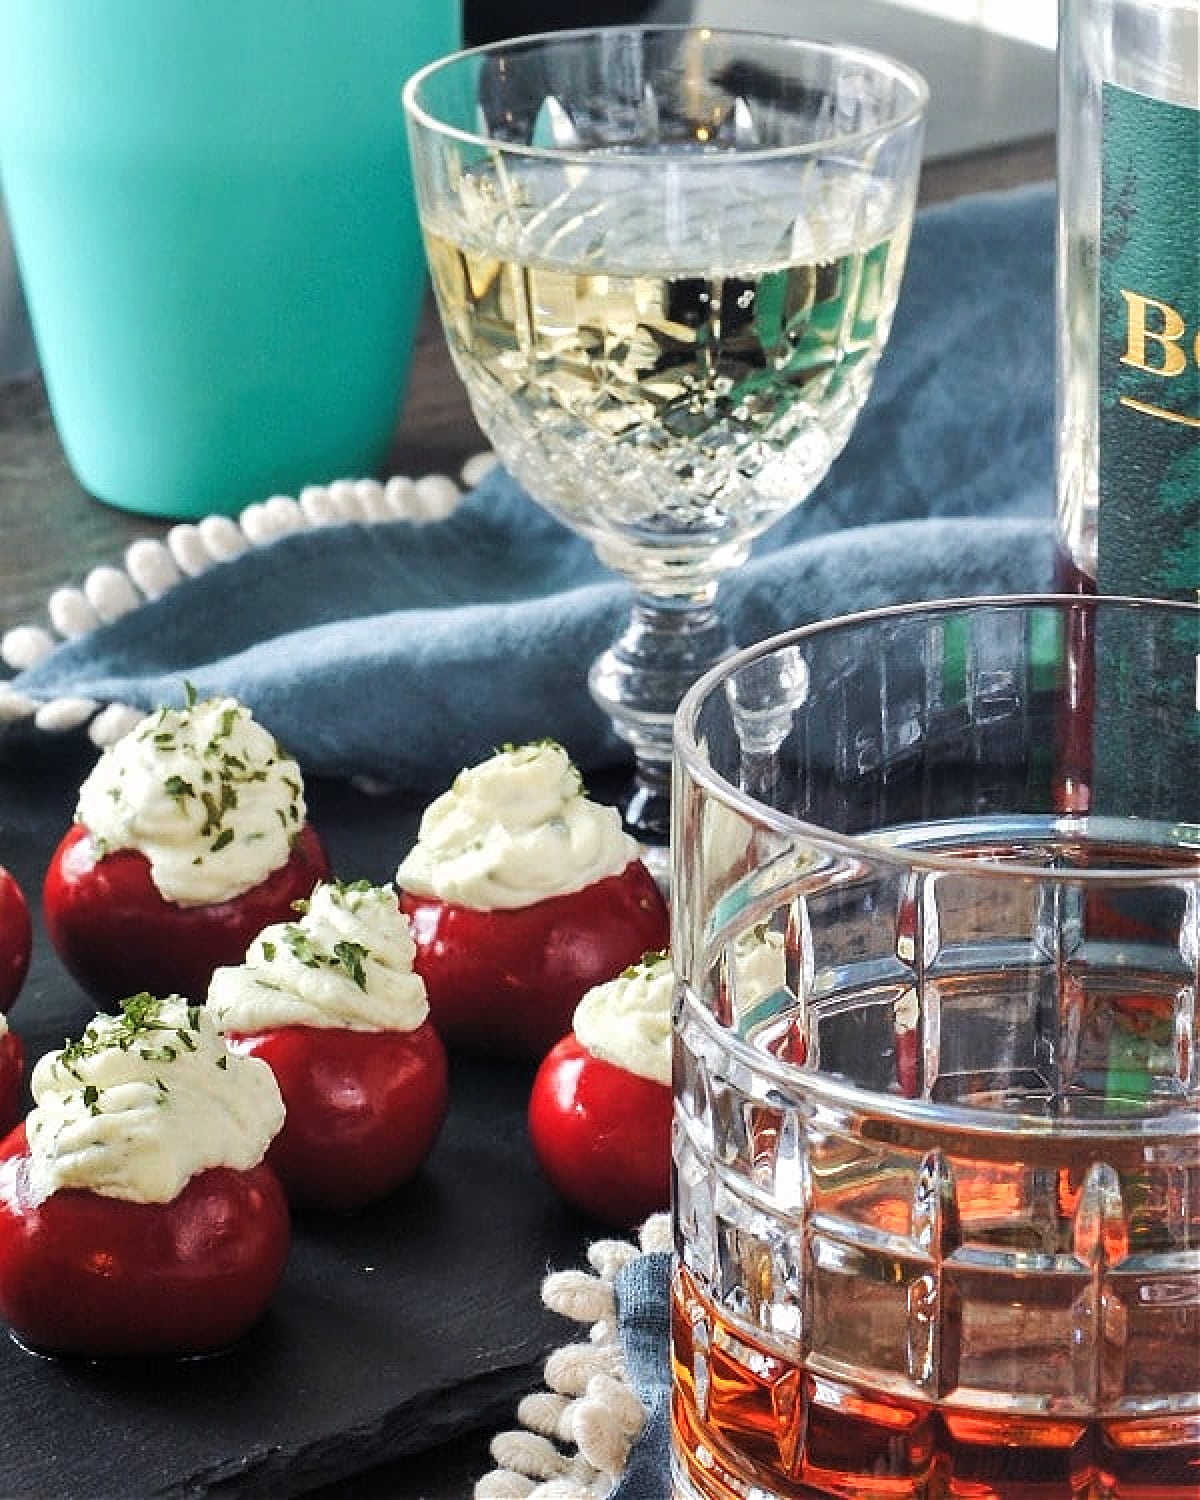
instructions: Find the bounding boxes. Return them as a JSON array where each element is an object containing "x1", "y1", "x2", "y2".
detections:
[
  {"x1": 7, "y1": 184, "x2": 1055, "y2": 793},
  {"x1": 613, "y1": 1250, "x2": 673, "y2": 1499}
]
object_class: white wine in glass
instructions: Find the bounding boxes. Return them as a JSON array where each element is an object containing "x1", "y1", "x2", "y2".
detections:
[{"x1": 405, "y1": 27, "x2": 927, "y2": 856}]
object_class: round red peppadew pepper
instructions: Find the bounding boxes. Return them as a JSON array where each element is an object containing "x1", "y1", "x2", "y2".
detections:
[
  {"x1": 224, "y1": 1020, "x2": 448, "y2": 1213},
  {"x1": 0, "y1": 1031, "x2": 22, "y2": 1139},
  {"x1": 0, "y1": 866, "x2": 32, "y2": 1014},
  {"x1": 0, "y1": 1123, "x2": 289, "y2": 1359},
  {"x1": 44, "y1": 822, "x2": 331, "y2": 1005},
  {"x1": 528, "y1": 1032, "x2": 671, "y2": 1229},
  {"x1": 400, "y1": 860, "x2": 669, "y2": 1059}
]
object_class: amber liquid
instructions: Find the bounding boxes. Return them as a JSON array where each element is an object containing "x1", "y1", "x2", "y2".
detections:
[
  {"x1": 673, "y1": 938, "x2": 1200, "y2": 1499},
  {"x1": 671, "y1": 1263, "x2": 1200, "y2": 1500}
]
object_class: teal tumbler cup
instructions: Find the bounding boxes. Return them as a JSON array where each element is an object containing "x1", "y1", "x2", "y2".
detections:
[{"x1": 0, "y1": 1, "x2": 460, "y2": 519}]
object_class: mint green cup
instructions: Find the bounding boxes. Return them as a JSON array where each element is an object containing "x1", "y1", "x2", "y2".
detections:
[{"x1": 0, "y1": 2, "x2": 460, "y2": 519}]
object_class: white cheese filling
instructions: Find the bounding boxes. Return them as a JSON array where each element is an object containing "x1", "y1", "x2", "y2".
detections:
[
  {"x1": 395, "y1": 742, "x2": 637, "y2": 910},
  {"x1": 572, "y1": 951, "x2": 673, "y2": 1087},
  {"x1": 75, "y1": 693, "x2": 307, "y2": 906},
  {"x1": 26, "y1": 996, "x2": 284, "y2": 1205},
  {"x1": 208, "y1": 880, "x2": 429, "y2": 1034}
]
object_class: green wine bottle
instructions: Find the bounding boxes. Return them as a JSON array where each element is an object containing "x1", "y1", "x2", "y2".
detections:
[{"x1": 1055, "y1": 0, "x2": 1198, "y2": 601}]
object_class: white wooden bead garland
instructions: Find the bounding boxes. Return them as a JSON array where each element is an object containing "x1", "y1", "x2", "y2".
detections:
[{"x1": 0, "y1": 456, "x2": 497, "y2": 748}]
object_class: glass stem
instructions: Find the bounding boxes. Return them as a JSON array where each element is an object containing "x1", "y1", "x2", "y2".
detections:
[{"x1": 588, "y1": 584, "x2": 735, "y2": 848}]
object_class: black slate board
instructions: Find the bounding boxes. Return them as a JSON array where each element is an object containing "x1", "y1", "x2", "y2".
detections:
[{"x1": 0, "y1": 735, "x2": 601, "y2": 1499}]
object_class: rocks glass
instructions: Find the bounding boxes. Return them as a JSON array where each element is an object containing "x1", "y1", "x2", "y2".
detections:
[{"x1": 670, "y1": 596, "x2": 1200, "y2": 1499}]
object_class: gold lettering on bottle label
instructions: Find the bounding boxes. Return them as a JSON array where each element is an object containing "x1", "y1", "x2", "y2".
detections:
[{"x1": 1117, "y1": 289, "x2": 1200, "y2": 426}]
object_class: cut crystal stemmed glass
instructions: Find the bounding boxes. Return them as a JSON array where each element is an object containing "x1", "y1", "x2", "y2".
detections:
[{"x1": 404, "y1": 26, "x2": 927, "y2": 859}]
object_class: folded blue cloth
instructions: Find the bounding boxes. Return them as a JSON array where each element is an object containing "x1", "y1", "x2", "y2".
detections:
[
  {"x1": 613, "y1": 1250, "x2": 673, "y2": 1500},
  {"x1": 8, "y1": 184, "x2": 1054, "y2": 794}
]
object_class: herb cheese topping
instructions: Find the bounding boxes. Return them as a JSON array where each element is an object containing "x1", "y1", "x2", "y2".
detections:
[
  {"x1": 75, "y1": 692, "x2": 307, "y2": 906},
  {"x1": 208, "y1": 880, "x2": 429, "y2": 1034},
  {"x1": 395, "y1": 742, "x2": 637, "y2": 910},
  {"x1": 25, "y1": 995, "x2": 284, "y2": 1205},
  {"x1": 572, "y1": 951, "x2": 673, "y2": 1086}
]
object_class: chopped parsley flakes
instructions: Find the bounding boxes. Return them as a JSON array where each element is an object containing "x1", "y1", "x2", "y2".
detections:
[{"x1": 54, "y1": 994, "x2": 221, "y2": 1115}]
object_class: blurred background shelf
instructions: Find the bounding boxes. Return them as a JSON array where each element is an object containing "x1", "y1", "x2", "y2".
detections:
[{"x1": 466, "y1": 0, "x2": 1058, "y2": 163}]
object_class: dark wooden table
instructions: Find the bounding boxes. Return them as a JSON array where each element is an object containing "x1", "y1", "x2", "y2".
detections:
[{"x1": 0, "y1": 9, "x2": 1055, "y2": 1498}]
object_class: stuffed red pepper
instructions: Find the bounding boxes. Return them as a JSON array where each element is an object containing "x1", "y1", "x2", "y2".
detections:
[
  {"x1": 396, "y1": 742, "x2": 668, "y2": 1059},
  {"x1": 209, "y1": 879, "x2": 448, "y2": 1212},
  {"x1": 44, "y1": 690, "x2": 330, "y2": 1004},
  {"x1": 0, "y1": 994, "x2": 288, "y2": 1358}
]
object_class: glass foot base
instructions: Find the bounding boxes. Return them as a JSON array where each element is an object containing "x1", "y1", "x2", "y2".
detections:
[
  {"x1": 623, "y1": 764, "x2": 671, "y2": 844},
  {"x1": 618, "y1": 761, "x2": 671, "y2": 891}
]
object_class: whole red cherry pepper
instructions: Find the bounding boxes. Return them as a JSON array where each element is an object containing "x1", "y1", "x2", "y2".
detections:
[
  {"x1": 401, "y1": 860, "x2": 669, "y2": 1059},
  {"x1": 0, "y1": 1121, "x2": 289, "y2": 1359},
  {"x1": 528, "y1": 1031, "x2": 672, "y2": 1229},
  {"x1": 224, "y1": 1021, "x2": 448, "y2": 1212},
  {"x1": 0, "y1": 865, "x2": 32, "y2": 1014},
  {"x1": 44, "y1": 822, "x2": 330, "y2": 1005},
  {"x1": 0, "y1": 1028, "x2": 23, "y2": 1138}
]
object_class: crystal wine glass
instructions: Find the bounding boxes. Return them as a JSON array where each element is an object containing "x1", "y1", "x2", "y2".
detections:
[{"x1": 403, "y1": 26, "x2": 927, "y2": 852}]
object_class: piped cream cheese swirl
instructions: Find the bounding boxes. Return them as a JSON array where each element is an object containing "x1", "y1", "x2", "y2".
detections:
[
  {"x1": 395, "y1": 742, "x2": 637, "y2": 910},
  {"x1": 208, "y1": 880, "x2": 428, "y2": 1034},
  {"x1": 75, "y1": 693, "x2": 307, "y2": 906},
  {"x1": 25, "y1": 995, "x2": 284, "y2": 1205},
  {"x1": 572, "y1": 951, "x2": 674, "y2": 1087}
]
